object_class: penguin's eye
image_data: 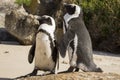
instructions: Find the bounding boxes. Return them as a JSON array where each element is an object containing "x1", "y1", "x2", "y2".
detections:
[
  {"x1": 66, "y1": 5, "x2": 76, "y2": 15},
  {"x1": 46, "y1": 18, "x2": 51, "y2": 23},
  {"x1": 71, "y1": 5, "x2": 75, "y2": 8}
]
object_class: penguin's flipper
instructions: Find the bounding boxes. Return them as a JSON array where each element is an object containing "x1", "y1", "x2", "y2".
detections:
[
  {"x1": 58, "y1": 29, "x2": 75, "y2": 58},
  {"x1": 28, "y1": 42, "x2": 36, "y2": 63},
  {"x1": 51, "y1": 40, "x2": 59, "y2": 74}
]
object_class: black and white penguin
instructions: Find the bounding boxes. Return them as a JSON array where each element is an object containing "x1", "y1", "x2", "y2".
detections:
[
  {"x1": 28, "y1": 15, "x2": 59, "y2": 75},
  {"x1": 59, "y1": 3, "x2": 102, "y2": 72}
]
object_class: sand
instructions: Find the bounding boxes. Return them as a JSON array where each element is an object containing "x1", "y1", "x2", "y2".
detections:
[{"x1": 0, "y1": 42, "x2": 120, "y2": 79}]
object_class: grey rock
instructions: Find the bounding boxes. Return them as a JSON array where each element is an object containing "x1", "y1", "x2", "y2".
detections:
[
  {"x1": 5, "y1": 6, "x2": 39, "y2": 45},
  {"x1": 0, "y1": 0, "x2": 18, "y2": 13}
]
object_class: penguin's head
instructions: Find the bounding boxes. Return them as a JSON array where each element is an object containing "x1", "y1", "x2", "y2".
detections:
[
  {"x1": 64, "y1": 3, "x2": 81, "y2": 15},
  {"x1": 37, "y1": 15, "x2": 55, "y2": 26},
  {"x1": 37, "y1": 15, "x2": 56, "y2": 32}
]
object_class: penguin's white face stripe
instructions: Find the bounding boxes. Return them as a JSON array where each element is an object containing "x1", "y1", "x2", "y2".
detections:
[
  {"x1": 71, "y1": 4, "x2": 81, "y2": 15},
  {"x1": 63, "y1": 4, "x2": 81, "y2": 28}
]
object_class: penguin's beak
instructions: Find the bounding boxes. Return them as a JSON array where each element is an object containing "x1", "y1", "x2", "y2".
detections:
[
  {"x1": 36, "y1": 16, "x2": 43, "y2": 24},
  {"x1": 63, "y1": 3, "x2": 69, "y2": 8},
  {"x1": 36, "y1": 16, "x2": 42, "y2": 20}
]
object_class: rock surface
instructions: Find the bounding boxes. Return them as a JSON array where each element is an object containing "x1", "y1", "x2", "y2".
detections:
[
  {"x1": 0, "y1": 13, "x2": 5, "y2": 27},
  {"x1": 0, "y1": 0, "x2": 17, "y2": 13},
  {"x1": 19, "y1": 72, "x2": 120, "y2": 80}
]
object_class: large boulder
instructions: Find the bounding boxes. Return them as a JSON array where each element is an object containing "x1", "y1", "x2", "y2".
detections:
[
  {"x1": 0, "y1": 1, "x2": 18, "y2": 42},
  {"x1": 5, "y1": 6, "x2": 39, "y2": 45}
]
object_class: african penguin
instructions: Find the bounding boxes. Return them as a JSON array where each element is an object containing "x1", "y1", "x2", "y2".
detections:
[
  {"x1": 59, "y1": 3, "x2": 102, "y2": 72},
  {"x1": 28, "y1": 15, "x2": 59, "y2": 75}
]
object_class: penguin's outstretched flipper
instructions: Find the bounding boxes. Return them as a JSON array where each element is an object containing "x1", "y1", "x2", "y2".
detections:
[
  {"x1": 28, "y1": 42, "x2": 36, "y2": 63},
  {"x1": 58, "y1": 29, "x2": 75, "y2": 58}
]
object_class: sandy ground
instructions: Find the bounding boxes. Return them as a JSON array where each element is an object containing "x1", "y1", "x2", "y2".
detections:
[{"x1": 0, "y1": 42, "x2": 120, "y2": 79}]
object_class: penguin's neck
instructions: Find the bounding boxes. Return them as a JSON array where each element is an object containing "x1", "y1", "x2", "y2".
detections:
[
  {"x1": 38, "y1": 24, "x2": 55, "y2": 39},
  {"x1": 64, "y1": 13, "x2": 80, "y2": 28}
]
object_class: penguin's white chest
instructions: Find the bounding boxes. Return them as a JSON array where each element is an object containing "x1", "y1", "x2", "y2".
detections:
[{"x1": 35, "y1": 32, "x2": 55, "y2": 71}]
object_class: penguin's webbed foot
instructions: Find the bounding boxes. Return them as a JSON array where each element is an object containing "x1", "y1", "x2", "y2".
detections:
[
  {"x1": 94, "y1": 67, "x2": 103, "y2": 72},
  {"x1": 27, "y1": 69, "x2": 38, "y2": 76},
  {"x1": 67, "y1": 66, "x2": 75, "y2": 72},
  {"x1": 80, "y1": 65, "x2": 103, "y2": 72},
  {"x1": 75, "y1": 68, "x2": 79, "y2": 72}
]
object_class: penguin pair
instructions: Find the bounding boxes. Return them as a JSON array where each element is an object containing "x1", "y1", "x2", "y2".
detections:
[
  {"x1": 59, "y1": 3, "x2": 103, "y2": 72},
  {"x1": 28, "y1": 15, "x2": 59, "y2": 75},
  {"x1": 28, "y1": 3, "x2": 103, "y2": 76}
]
